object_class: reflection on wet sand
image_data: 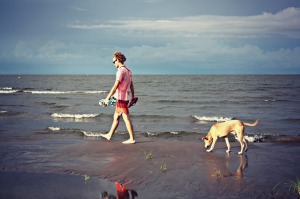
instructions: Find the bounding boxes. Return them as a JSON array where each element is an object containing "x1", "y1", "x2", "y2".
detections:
[
  {"x1": 208, "y1": 153, "x2": 249, "y2": 178},
  {"x1": 236, "y1": 155, "x2": 248, "y2": 178},
  {"x1": 101, "y1": 182, "x2": 138, "y2": 199},
  {"x1": 225, "y1": 154, "x2": 248, "y2": 178}
]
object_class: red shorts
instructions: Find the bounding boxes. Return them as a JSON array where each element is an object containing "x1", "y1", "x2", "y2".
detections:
[{"x1": 116, "y1": 100, "x2": 129, "y2": 115}]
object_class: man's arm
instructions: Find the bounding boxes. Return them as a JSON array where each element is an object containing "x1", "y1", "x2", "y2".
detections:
[
  {"x1": 130, "y1": 81, "x2": 135, "y2": 99},
  {"x1": 105, "y1": 80, "x2": 119, "y2": 103}
]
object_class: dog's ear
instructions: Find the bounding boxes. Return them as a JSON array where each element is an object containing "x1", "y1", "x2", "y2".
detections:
[{"x1": 202, "y1": 136, "x2": 208, "y2": 140}]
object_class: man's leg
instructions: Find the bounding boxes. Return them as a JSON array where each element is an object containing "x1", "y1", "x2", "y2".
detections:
[
  {"x1": 100, "y1": 112, "x2": 120, "y2": 140},
  {"x1": 122, "y1": 114, "x2": 135, "y2": 144}
]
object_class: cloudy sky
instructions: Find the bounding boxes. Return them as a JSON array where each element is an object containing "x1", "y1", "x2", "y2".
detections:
[{"x1": 1, "y1": 0, "x2": 300, "y2": 74}]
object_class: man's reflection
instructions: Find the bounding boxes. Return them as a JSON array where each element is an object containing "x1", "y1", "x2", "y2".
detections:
[{"x1": 101, "y1": 182, "x2": 138, "y2": 199}]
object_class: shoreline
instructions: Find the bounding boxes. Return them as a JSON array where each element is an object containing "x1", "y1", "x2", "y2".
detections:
[{"x1": 1, "y1": 139, "x2": 299, "y2": 198}]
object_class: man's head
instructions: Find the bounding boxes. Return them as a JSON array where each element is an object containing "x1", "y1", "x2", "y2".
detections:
[{"x1": 113, "y1": 52, "x2": 126, "y2": 66}]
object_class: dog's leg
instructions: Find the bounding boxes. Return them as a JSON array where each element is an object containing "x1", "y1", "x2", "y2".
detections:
[
  {"x1": 241, "y1": 127, "x2": 248, "y2": 152},
  {"x1": 224, "y1": 137, "x2": 231, "y2": 153},
  {"x1": 243, "y1": 137, "x2": 248, "y2": 152},
  {"x1": 238, "y1": 137, "x2": 244, "y2": 155},
  {"x1": 207, "y1": 138, "x2": 217, "y2": 152}
]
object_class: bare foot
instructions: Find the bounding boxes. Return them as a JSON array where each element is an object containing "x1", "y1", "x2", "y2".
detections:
[
  {"x1": 122, "y1": 139, "x2": 136, "y2": 144},
  {"x1": 100, "y1": 133, "x2": 111, "y2": 141}
]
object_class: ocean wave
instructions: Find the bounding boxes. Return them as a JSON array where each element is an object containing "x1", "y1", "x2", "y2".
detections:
[
  {"x1": 81, "y1": 131, "x2": 102, "y2": 137},
  {"x1": 236, "y1": 134, "x2": 264, "y2": 143},
  {"x1": 144, "y1": 131, "x2": 199, "y2": 138},
  {"x1": 45, "y1": 127, "x2": 300, "y2": 143},
  {"x1": 263, "y1": 99, "x2": 276, "y2": 102},
  {"x1": 51, "y1": 113, "x2": 100, "y2": 119},
  {"x1": 47, "y1": 127, "x2": 102, "y2": 137},
  {"x1": 24, "y1": 90, "x2": 107, "y2": 94},
  {"x1": 193, "y1": 115, "x2": 232, "y2": 123},
  {"x1": 263, "y1": 134, "x2": 300, "y2": 143},
  {"x1": 48, "y1": 127, "x2": 61, "y2": 131},
  {"x1": 0, "y1": 87, "x2": 19, "y2": 94},
  {"x1": 144, "y1": 131, "x2": 265, "y2": 142},
  {"x1": 145, "y1": 131, "x2": 300, "y2": 143},
  {"x1": 0, "y1": 87, "x2": 107, "y2": 94},
  {"x1": 131, "y1": 114, "x2": 182, "y2": 120}
]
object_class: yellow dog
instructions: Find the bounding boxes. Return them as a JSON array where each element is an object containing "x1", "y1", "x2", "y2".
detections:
[{"x1": 202, "y1": 120, "x2": 259, "y2": 154}]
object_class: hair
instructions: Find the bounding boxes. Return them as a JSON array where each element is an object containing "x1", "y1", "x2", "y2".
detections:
[{"x1": 113, "y1": 51, "x2": 126, "y2": 64}]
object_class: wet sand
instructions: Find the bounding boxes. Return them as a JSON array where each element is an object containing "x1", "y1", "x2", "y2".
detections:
[{"x1": 1, "y1": 139, "x2": 300, "y2": 198}]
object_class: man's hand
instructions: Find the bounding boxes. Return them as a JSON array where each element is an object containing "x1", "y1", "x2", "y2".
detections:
[
  {"x1": 128, "y1": 97, "x2": 138, "y2": 108},
  {"x1": 103, "y1": 98, "x2": 109, "y2": 106}
]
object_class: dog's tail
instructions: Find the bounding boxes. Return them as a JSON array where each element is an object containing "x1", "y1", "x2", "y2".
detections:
[{"x1": 243, "y1": 120, "x2": 259, "y2": 127}]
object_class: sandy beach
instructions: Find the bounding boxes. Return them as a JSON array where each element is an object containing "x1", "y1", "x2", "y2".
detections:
[
  {"x1": 1, "y1": 75, "x2": 300, "y2": 198},
  {"x1": 1, "y1": 138, "x2": 299, "y2": 199}
]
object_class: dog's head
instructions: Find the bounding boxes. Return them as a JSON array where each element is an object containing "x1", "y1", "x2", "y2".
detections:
[{"x1": 202, "y1": 136, "x2": 213, "y2": 148}]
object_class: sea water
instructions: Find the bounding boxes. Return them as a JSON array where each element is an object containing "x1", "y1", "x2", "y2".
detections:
[{"x1": 0, "y1": 75, "x2": 300, "y2": 142}]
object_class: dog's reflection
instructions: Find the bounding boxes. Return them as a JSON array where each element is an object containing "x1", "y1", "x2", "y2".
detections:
[
  {"x1": 236, "y1": 155, "x2": 248, "y2": 178},
  {"x1": 225, "y1": 154, "x2": 248, "y2": 178}
]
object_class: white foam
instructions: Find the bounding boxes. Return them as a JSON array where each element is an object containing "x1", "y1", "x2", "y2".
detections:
[
  {"x1": 0, "y1": 111, "x2": 8, "y2": 113},
  {"x1": 244, "y1": 136, "x2": 255, "y2": 142},
  {"x1": 193, "y1": 115, "x2": 232, "y2": 122},
  {"x1": 234, "y1": 134, "x2": 263, "y2": 142},
  {"x1": 81, "y1": 91, "x2": 107, "y2": 94},
  {"x1": 2, "y1": 87, "x2": 13, "y2": 90},
  {"x1": 24, "y1": 90, "x2": 107, "y2": 94},
  {"x1": 0, "y1": 90, "x2": 19, "y2": 94},
  {"x1": 25, "y1": 91, "x2": 69, "y2": 94},
  {"x1": 0, "y1": 87, "x2": 107, "y2": 94},
  {"x1": 48, "y1": 127, "x2": 61, "y2": 131},
  {"x1": 81, "y1": 131, "x2": 102, "y2": 137},
  {"x1": 51, "y1": 113, "x2": 99, "y2": 119},
  {"x1": 146, "y1": 132, "x2": 160, "y2": 136},
  {"x1": 0, "y1": 87, "x2": 18, "y2": 94},
  {"x1": 263, "y1": 99, "x2": 276, "y2": 102},
  {"x1": 244, "y1": 135, "x2": 263, "y2": 142},
  {"x1": 0, "y1": 90, "x2": 17, "y2": 93}
]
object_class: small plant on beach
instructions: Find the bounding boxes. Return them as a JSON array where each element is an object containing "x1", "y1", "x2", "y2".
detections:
[
  {"x1": 84, "y1": 175, "x2": 90, "y2": 184},
  {"x1": 161, "y1": 163, "x2": 167, "y2": 173},
  {"x1": 288, "y1": 177, "x2": 300, "y2": 195},
  {"x1": 144, "y1": 151, "x2": 152, "y2": 160},
  {"x1": 214, "y1": 168, "x2": 222, "y2": 177},
  {"x1": 148, "y1": 170, "x2": 153, "y2": 175},
  {"x1": 273, "y1": 177, "x2": 300, "y2": 196}
]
